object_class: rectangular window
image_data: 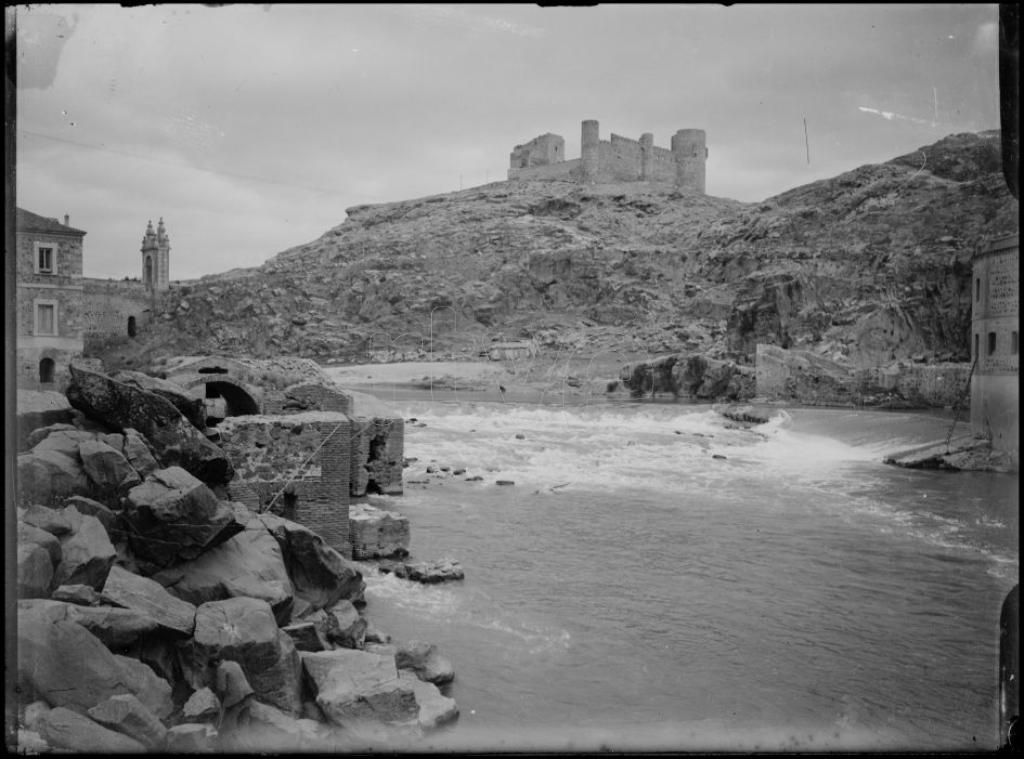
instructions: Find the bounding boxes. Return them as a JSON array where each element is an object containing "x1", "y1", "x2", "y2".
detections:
[
  {"x1": 988, "y1": 332, "x2": 997, "y2": 356},
  {"x1": 38, "y1": 247, "x2": 54, "y2": 273},
  {"x1": 1013, "y1": 332, "x2": 1019, "y2": 355},
  {"x1": 36, "y1": 303, "x2": 56, "y2": 336},
  {"x1": 974, "y1": 333, "x2": 979, "y2": 360}
]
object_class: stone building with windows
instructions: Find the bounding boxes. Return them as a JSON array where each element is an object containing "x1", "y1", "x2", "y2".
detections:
[
  {"x1": 14, "y1": 208, "x2": 87, "y2": 389},
  {"x1": 15, "y1": 208, "x2": 176, "y2": 389},
  {"x1": 970, "y1": 232, "x2": 1019, "y2": 466}
]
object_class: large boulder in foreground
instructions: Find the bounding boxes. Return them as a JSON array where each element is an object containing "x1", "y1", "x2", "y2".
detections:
[
  {"x1": 398, "y1": 670, "x2": 459, "y2": 731},
  {"x1": 77, "y1": 439, "x2": 142, "y2": 495},
  {"x1": 112, "y1": 370, "x2": 208, "y2": 431},
  {"x1": 301, "y1": 649, "x2": 418, "y2": 728},
  {"x1": 87, "y1": 693, "x2": 167, "y2": 749},
  {"x1": 122, "y1": 467, "x2": 243, "y2": 572},
  {"x1": 395, "y1": 640, "x2": 455, "y2": 685},
  {"x1": 22, "y1": 598, "x2": 159, "y2": 649},
  {"x1": 185, "y1": 597, "x2": 303, "y2": 716},
  {"x1": 17, "y1": 600, "x2": 169, "y2": 715},
  {"x1": 35, "y1": 706, "x2": 147, "y2": 754},
  {"x1": 16, "y1": 447, "x2": 90, "y2": 506},
  {"x1": 17, "y1": 543, "x2": 54, "y2": 599},
  {"x1": 152, "y1": 523, "x2": 294, "y2": 626},
  {"x1": 255, "y1": 513, "x2": 365, "y2": 609},
  {"x1": 101, "y1": 564, "x2": 197, "y2": 636},
  {"x1": 348, "y1": 503, "x2": 410, "y2": 560},
  {"x1": 52, "y1": 510, "x2": 117, "y2": 590},
  {"x1": 66, "y1": 364, "x2": 233, "y2": 485}
]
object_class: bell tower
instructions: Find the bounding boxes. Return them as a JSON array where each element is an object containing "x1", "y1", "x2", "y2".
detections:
[{"x1": 141, "y1": 217, "x2": 170, "y2": 291}]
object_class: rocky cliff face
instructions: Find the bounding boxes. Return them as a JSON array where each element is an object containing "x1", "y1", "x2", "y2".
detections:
[{"x1": 105, "y1": 132, "x2": 1017, "y2": 371}]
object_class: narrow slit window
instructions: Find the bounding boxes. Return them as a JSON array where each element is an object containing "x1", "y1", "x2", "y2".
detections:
[
  {"x1": 974, "y1": 333, "x2": 979, "y2": 360},
  {"x1": 988, "y1": 332, "x2": 997, "y2": 356},
  {"x1": 1012, "y1": 332, "x2": 1019, "y2": 355},
  {"x1": 975, "y1": 278, "x2": 980, "y2": 301}
]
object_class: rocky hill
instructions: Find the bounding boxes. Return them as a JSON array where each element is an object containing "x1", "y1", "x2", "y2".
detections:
[{"x1": 102, "y1": 131, "x2": 1018, "y2": 373}]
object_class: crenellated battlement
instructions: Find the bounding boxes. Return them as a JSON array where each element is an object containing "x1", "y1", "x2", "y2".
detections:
[{"x1": 508, "y1": 119, "x2": 707, "y2": 193}]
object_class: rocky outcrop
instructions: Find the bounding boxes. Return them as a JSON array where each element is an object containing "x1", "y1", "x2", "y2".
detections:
[
  {"x1": 35, "y1": 706, "x2": 148, "y2": 753},
  {"x1": 104, "y1": 132, "x2": 1016, "y2": 383},
  {"x1": 52, "y1": 510, "x2": 117, "y2": 590},
  {"x1": 101, "y1": 565, "x2": 197, "y2": 635},
  {"x1": 23, "y1": 598, "x2": 159, "y2": 649},
  {"x1": 184, "y1": 596, "x2": 304, "y2": 716},
  {"x1": 16, "y1": 390, "x2": 74, "y2": 451},
  {"x1": 121, "y1": 466, "x2": 243, "y2": 572},
  {"x1": 301, "y1": 649, "x2": 419, "y2": 728},
  {"x1": 619, "y1": 353, "x2": 755, "y2": 401},
  {"x1": 349, "y1": 503, "x2": 410, "y2": 559},
  {"x1": 17, "y1": 600, "x2": 169, "y2": 715},
  {"x1": 152, "y1": 522, "x2": 295, "y2": 625},
  {"x1": 754, "y1": 343, "x2": 972, "y2": 408},
  {"x1": 87, "y1": 693, "x2": 168, "y2": 749},
  {"x1": 66, "y1": 364, "x2": 233, "y2": 485},
  {"x1": 113, "y1": 369, "x2": 208, "y2": 430},
  {"x1": 380, "y1": 558, "x2": 465, "y2": 584},
  {"x1": 398, "y1": 670, "x2": 459, "y2": 731},
  {"x1": 255, "y1": 513, "x2": 365, "y2": 609},
  {"x1": 395, "y1": 640, "x2": 455, "y2": 685}
]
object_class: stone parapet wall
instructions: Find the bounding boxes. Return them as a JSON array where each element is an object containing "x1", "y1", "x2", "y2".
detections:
[{"x1": 508, "y1": 158, "x2": 581, "y2": 182}]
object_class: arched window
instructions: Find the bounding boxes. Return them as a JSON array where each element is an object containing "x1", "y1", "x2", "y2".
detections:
[
  {"x1": 128, "y1": 316, "x2": 137, "y2": 337},
  {"x1": 988, "y1": 332, "x2": 997, "y2": 355},
  {"x1": 145, "y1": 256, "x2": 153, "y2": 284},
  {"x1": 39, "y1": 358, "x2": 55, "y2": 384},
  {"x1": 975, "y1": 278, "x2": 981, "y2": 301}
]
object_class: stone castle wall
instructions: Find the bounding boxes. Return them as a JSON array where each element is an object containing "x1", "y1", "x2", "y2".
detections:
[{"x1": 508, "y1": 120, "x2": 706, "y2": 191}]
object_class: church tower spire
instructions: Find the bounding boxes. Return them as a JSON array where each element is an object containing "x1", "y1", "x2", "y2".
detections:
[{"x1": 141, "y1": 217, "x2": 170, "y2": 291}]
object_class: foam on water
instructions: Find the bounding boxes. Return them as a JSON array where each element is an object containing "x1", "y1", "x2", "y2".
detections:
[{"x1": 399, "y1": 401, "x2": 893, "y2": 496}]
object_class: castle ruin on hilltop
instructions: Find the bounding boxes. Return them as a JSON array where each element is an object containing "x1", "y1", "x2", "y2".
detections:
[{"x1": 508, "y1": 119, "x2": 707, "y2": 193}]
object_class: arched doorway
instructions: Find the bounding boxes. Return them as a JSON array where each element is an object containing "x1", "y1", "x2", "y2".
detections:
[
  {"x1": 201, "y1": 380, "x2": 260, "y2": 426},
  {"x1": 39, "y1": 357, "x2": 55, "y2": 385},
  {"x1": 127, "y1": 316, "x2": 137, "y2": 337}
]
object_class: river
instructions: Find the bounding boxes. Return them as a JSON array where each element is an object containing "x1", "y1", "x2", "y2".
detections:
[{"x1": 348, "y1": 391, "x2": 1018, "y2": 751}]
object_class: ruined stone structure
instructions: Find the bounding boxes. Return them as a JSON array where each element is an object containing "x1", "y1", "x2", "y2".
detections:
[
  {"x1": 970, "y1": 233, "x2": 1019, "y2": 466},
  {"x1": 162, "y1": 354, "x2": 404, "y2": 555},
  {"x1": 508, "y1": 119, "x2": 707, "y2": 192},
  {"x1": 15, "y1": 209, "x2": 177, "y2": 389}
]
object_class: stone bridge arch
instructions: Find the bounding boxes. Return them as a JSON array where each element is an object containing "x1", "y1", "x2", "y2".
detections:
[{"x1": 177, "y1": 375, "x2": 264, "y2": 426}]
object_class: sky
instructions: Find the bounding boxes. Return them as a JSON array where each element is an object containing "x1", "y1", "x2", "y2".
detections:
[{"x1": 14, "y1": 3, "x2": 1002, "y2": 281}]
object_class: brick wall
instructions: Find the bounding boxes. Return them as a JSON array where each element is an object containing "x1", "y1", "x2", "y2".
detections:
[{"x1": 218, "y1": 413, "x2": 353, "y2": 555}]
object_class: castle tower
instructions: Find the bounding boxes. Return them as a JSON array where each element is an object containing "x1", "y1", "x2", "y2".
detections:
[
  {"x1": 671, "y1": 129, "x2": 707, "y2": 194},
  {"x1": 141, "y1": 218, "x2": 170, "y2": 291},
  {"x1": 581, "y1": 119, "x2": 600, "y2": 184},
  {"x1": 640, "y1": 132, "x2": 654, "y2": 181}
]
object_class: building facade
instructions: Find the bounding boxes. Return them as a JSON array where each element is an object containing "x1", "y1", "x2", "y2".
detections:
[
  {"x1": 970, "y1": 233, "x2": 1019, "y2": 466},
  {"x1": 15, "y1": 208, "x2": 175, "y2": 389},
  {"x1": 14, "y1": 209, "x2": 87, "y2": 390}
]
